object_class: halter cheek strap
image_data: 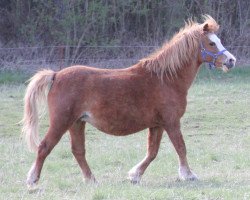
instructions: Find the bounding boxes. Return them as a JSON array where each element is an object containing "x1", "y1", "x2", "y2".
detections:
[{"x1": 200, "y1": 42, "x2": 227, "y2": 69}]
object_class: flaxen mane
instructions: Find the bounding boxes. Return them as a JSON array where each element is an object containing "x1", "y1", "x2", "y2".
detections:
[{"x1": 140, "y1": 15, "x2": 219, "y2": 79}]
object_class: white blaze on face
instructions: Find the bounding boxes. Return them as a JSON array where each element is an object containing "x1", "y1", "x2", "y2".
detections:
[{"x1": 208, "y1": 33, "x2": 236, "y2": 63}]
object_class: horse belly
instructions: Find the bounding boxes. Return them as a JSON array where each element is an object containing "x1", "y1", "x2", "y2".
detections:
[{"x1": 81, "y1": 110, "x2": 149, "y2": 136}]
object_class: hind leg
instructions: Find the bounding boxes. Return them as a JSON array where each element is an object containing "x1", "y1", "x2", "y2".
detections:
[
  {"x1": 27, "y1": 126, "x2": 66, "y2": 189},
  {"x1": 69, "y1": 121, "x2": 96, "y2": 182},
  {"x1": 128, "y1": 127, "x2": 163, "y2": 183}
]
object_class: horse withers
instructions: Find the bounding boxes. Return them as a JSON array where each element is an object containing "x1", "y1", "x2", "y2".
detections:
[{"x1": 22, "y1": 15, "x2": 236, "y2": 189}]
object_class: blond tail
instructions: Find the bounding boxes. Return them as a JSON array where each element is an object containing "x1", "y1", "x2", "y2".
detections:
[{"x1": 22, "y1": 69, "x2": 55, "y2": 152}]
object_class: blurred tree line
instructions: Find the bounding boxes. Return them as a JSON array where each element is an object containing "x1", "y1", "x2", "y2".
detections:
[{"x1": 0, "y1": 0, "x2": 249, "y2": 47}]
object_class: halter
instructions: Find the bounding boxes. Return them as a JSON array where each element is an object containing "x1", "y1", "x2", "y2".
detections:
[{"x1": 200, "y1": 42, "x2": 227, "y2": 69}]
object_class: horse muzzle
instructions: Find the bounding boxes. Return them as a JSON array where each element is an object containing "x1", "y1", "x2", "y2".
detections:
[
  {"x1": 222, "y1": 58, "x2": 236, "y2": 72},
  {"x1": 223, "y1": 58, "x2": 236, "y2": 69}
]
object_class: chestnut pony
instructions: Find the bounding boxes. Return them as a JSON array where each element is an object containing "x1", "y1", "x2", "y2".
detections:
[{"x1": 22, "y1": 15, "x2": 236, "y2": 188}]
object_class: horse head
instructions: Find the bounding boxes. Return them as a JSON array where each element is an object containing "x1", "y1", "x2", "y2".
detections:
[{"x1": 199, "y1": 16, "x2": 236, "y2": 71}]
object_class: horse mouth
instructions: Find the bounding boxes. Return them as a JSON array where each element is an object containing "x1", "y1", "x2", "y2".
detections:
[
  {"x1": 222, "y1": 64, "x2": 229, "y2": 72},
  {"x1": 222, "y1": 62, "x2": 235, "y2": 72}
]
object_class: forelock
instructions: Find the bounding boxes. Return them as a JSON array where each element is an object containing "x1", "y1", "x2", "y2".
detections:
[{"x1": 202, "y1": 15, "x2": 220, "y2": 32}]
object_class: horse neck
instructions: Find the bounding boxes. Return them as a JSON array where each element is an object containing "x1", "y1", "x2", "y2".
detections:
[
  {"x1": 167, "y1": 59, "x2": 202, "y2": 92},
  {"x1": 132, "y1": 56, "x2": 202, "y2": 93}
]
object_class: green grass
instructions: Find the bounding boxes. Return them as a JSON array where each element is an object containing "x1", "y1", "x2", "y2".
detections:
[
  {"x1": 0, "y1": 67, "x2": 250, "y2": 199},
  {"x1": 0, "y1": 70, "x2": 29, "y2": 84}
]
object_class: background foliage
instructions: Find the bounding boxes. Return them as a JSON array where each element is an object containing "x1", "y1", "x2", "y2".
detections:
[{"x1": 0, "y1": 0, "x2": 249, "y2": 47}]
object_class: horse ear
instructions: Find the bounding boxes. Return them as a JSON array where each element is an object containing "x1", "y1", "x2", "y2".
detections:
[{"x1": 203, "y1": 23, "x2": 209, "y2": 32}]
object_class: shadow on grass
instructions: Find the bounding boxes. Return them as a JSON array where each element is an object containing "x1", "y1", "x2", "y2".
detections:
[{"x1": 140, "y1": 177, "x2": 250, "y2": 190}]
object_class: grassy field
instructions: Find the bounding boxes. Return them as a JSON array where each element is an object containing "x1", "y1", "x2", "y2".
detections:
[{"x1": 0, "y1": 67, "x2": 249, "y2": 200}]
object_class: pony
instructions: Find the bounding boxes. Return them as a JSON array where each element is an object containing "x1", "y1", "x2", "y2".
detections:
[{"x1": 22, "y1": 15, "x2": 236, "y2": 188}]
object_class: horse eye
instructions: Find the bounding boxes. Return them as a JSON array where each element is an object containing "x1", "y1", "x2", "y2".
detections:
[{"x1": 209, "y1": 42, "x2": 216, "y2": 46}]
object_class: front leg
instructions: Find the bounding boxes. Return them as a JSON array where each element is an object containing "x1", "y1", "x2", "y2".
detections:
[
  {"x1": 165, "y1": 121, "x2": 198, "y2": 181},
  {"x1": 128, "y1": 127, "x2": 163, "y2": 184}
]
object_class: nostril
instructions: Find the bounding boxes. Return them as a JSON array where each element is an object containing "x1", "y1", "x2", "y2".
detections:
[
  {"x1": 227, "y1": 58, "x2": 236, "y2": 68},
  {"x1": 229, "y1": 58, "x2": 234, "y2": 63}
]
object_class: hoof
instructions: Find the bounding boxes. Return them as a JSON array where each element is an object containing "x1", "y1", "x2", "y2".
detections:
[
  {"x1": 27, "y1": 175, "x2": 39, "y2": 191},
  {"x1": 128, "y1": 177, "x2": 141, "y2": 185},
  {"x1": 27, "y1": 163, "x2": 39, "y2": 190},
  {"x1": 27, "y1": 181, "x2": 39, "y2": 192},
  {"x1": 179, "y1": 167, "x2": 198, "y2": 181},
  {"x1": 128, "y1": 170, "x2": 141, "y2": 184},
  {"x1": 85, "y1": 177, "x2": 98, "y2": 185},
  {"x1": 187, "y1": 173, "x2": 198, "y2": 181},
  {"x1": 179, "y1": 171, "x2": 198, "y2": 181}
]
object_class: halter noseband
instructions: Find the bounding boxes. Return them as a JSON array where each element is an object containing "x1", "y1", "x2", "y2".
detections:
[{"x1": 200, "y1": 42, "x2": 227, "y2": 69}]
